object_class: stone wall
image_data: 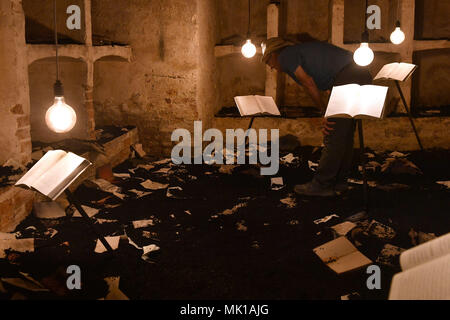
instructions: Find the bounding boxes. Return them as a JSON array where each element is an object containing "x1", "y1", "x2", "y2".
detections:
[
  {"x1": 92, "y1": 0, "x2": 217, "y2": 156},
  {"x1": 0, "y1": 0, "x2": 32, "y2": 166},
  {"x1": 0, "y1": 0, "x2": 34, "y2": 232}
]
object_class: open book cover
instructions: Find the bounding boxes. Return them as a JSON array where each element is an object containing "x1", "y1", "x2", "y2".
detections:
[
  {"x1": 234, "y1": 95, "x2": 281, "y2": 117},
  {"x1": 388, "y1": 232, "x2": 450, "y2": 300},
  {"x1": 15, "y1": 150, "x2": 92, "y2": 201},
  {"x1": 374, "y1": 62, "x2": 417, "y2": 82},
  {"x1": 325, "y1": 84, "x2": 389, "y2": 119},
  {"x1": 313, "y1": 237, "x2": 372, "y2": 274}
]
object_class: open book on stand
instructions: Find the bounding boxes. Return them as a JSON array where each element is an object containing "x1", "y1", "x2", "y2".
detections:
[
  {"x1": 389, "y1": 232, "x2": 450, "y2": 300},
  {"x1": 325, "y1": 84, "x2": 389, "y2": 119},
  {"x1": 15, "y1": 150, "x2": 91, "y2": 200},
  {"x1": 374, "y1": 62, "x2": 417, "y2": 82},
  {"x1": 234, "y1": 95, "x2": 281, "y2": 117}
]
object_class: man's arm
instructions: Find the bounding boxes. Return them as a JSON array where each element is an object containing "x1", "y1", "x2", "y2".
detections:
[
  {"x1": 294, "y1": 65, "x2": 334, "y2": 135},
  {"x1": 294, "y1": 65, "x2": 326, "y2": 113}
]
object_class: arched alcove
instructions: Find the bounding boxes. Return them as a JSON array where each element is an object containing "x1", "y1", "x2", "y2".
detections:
[{"x1": 28, "y1": 56, "x2": 88, "y2": 143}]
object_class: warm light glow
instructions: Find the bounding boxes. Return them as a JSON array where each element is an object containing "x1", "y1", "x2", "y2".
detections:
[
  {"x1": 353, "y1": 42, "x2": 374, "y2": 67},
  {"x1": 45, "y1": 97, "x2": 77, "y2": 133},
  {"x1": 390, "y1": 27, "x2": 405, "y2": 45},
  {"x1": 241, "y1": 39, "x2": 256, "y2": 58}
]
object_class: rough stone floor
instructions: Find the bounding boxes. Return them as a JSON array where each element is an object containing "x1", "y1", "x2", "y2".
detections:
[{"x1": 0, "y1": 147, "x2": 449, "y2": 300}]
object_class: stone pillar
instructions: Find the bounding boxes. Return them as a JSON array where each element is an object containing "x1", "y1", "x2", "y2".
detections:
[
  {"x1": 0, "y1": 0, "x2": 32, "y2": 165},
  {"x1": 0, "y1": 0, "x2": 34, "y2": 232}
]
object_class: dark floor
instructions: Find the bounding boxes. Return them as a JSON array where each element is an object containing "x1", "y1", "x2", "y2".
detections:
[{"x1": 1, "y1": 147, "x2": 449, "y2": 300}]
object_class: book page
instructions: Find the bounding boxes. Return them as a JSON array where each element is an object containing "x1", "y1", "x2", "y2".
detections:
[
  {"x1": 327, "y1": 251, "x2": 372, "y2": 274},
  {"x1": 374, "y1": 63, "x2": 399, "y2": 80},
  {"x1": 31, "y1": 152, "x2": 88, "y2": 198},
  {"x1": 389, "y1": 253, "x2": 450, "y2": 300},
  {"x1": 314, "y1": 237, "x2": 358, "y2": 262},
  {"x1": 325, "y1": 84, "x2": 359, "y2": 118},
  {"x1": 255, "y1": 96, "x2": 281, "y2": 116},
  {"x1": 15, "y1": 150, "x2": 67, "y2": 188},
  {"x1": 354, "y1": 85, "x2": 388, "y2": 119},
  {"x1": 234, "y1": 96, "x2": 261, "y2": 116},
  {"x1": 400, "y1": 232, "x2": 450, "y2": 271},
  {"x1": 47, "y1": 159, "x2": 91, "y2": 200}
]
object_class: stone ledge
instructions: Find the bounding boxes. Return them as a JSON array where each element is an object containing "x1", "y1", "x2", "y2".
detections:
[
  {"x1": 0, "y1": 186, "x2": 34, "y2": 232},
  {"x1": 213, "y1": 116, "x2": 450, "y2": 151}
]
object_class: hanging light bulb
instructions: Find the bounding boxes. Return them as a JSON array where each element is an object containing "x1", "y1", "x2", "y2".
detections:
[
  {"x1": 353, "y1": 31, "x2": 374, "y2": 67},
  {"x1": 354, "y1": 43, "x2": 374, "y2": 66},
  {"x1": 45, "y1": 81, "x2": 77, "y2": 133},
  {"x1": 242, "y1": 39, "x2": 256, "y2": 58},
  {"x1": 46, "y1": 0, "x2": 77, "y2": 133},
  {"x1": 390, "y1": 21, "x2": 405, "y2": 45}
]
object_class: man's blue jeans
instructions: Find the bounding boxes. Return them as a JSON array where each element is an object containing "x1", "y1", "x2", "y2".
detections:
[{"x1": 313, "y1": 62, "x2": 372, "y2": 188}]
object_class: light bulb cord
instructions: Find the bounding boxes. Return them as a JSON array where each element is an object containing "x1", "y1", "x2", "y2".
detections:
[
  {"x1": 362, "y1": 0, "x2": 369, "y2": 42},
  {"x1": 54, "y1": 0, "x2": 59, "y2": 81},
  {"x1": 247, "y1": 0, "x2": 251, "y2": 38}
]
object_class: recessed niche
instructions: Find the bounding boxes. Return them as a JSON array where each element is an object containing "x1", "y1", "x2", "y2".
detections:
[
  {"x1": 412, "y1": 49, "x2": 450, "y2": 110},
  {"x1": 216, "y1": 55, "x2": 265, "y2": 112},
  {"x1": 22, "y1": 0, "x2": 85, "y2": 44},
  {"x1": 216, "y1": 0, "x2": 269, "y2": 45},
  {"x1": 28, "y1": 57, "x2": 88, "y2": 143},
  {"x1": 283, "y1": 0, "x2": 330, "y2": 42},
  {"x1": 344, "y1": 0, "x2": 399, "y2": 44},
  {"x1": 414, "y1": 0, "x2": 450, "y2": 40}
]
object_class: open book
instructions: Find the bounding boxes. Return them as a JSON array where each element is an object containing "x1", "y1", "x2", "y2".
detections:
[
  {"x1": 388, "y1": 232, "x2": 450, "y2": 300},
  {"x1": 313, "y1": 237, "x2": 372, "y2": 274},
  {"x1": 234, "y1": 95, "x2": 281, "y2": 117},
  {"x1": 15, "y1": 150, "x2": 91, "y2": 200},
  {"x1": 374, "y1": 62, "x2": 417, "y2": 82},
  {"x1": 325, "y1": 84, "x2": 388, "y2": 119}
]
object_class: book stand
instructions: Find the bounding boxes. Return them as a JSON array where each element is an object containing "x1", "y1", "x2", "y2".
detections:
[
  {"x1": 394, "y1": 80, "x2": 424, "y2": 151},
  {"x1": 244, "y1": 116, "x2": 256, "y2": 145},
  {"x1": 64, "y1": 189, "x2": 114, "y2": 253},
  {"x1": 357, "y1": 119, "x2": 369, "y2": 213}
]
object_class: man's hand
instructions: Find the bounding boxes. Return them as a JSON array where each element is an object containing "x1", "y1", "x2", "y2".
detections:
[{"x1": 322, "y1": 118, "x2": 335, "y2": 136}]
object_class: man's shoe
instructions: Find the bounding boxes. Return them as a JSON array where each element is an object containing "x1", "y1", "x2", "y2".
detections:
[
  {"x1": 294, "y1": 181, "x2": 335, "y2": 197},
  {"x1": 335, "y1": 181, "x2": 349, "y2": 193}
]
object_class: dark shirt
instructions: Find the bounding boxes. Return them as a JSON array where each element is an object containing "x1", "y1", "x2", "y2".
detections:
[{"x1": 278, "y1": 42, "x2": 353, "y2": 91}]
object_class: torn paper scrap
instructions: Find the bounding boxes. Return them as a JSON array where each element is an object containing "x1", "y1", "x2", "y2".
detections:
[
  {"x1": 389, "y1": 151, "x2": 408, "y2": 158},
  {"x1": 140, "y1": 180, "x2": 169, "y2": 190},
  {"x1": 280, "y1": 153, "x2": 300, "y2": 165},
  {"x1": 219, "y1": 202, "x2": 248, "y2": 216},
  {"x1": 436, "y1": 181, "x2": 450, "y2": 189},
  {"x1": 132, "y1": 219, "x2": 155, "y2": 229},
  {"x1": 236, "y1": 220, "x2": 248, "y2": 232},
  {"x1": 141, "y1": 244, "x2": 161, "y2": 263},
  {"x1": 129, "y1": 189, "x2": 152, "y2": 199},
  {"x1": 280, "y1": 195, "x2": 297, "y2": 208},
  {"x1": 113, "y1": 173, "x2": 131, "y2": 179},
  {"x1": 94, "y1": 236, "x2": 120, "y2": 253},
  {"x1": 154, "y1": 167, "x2": 171, "y2": 174},
  {"x1": 314, "y1": 214, "x2": 339, "y2": 225},
  {"x1": 72, "y1": 205, "x2": 100, "y2": 218},
  {"x1": 132, "y1": 144, "x2": 147, "y2": 158},
  {"x1": 166, "y1": 186, "x2": 186, "y2": 199},
  {"x1": 271, "y1": 177, "x2": 284, "y2": 191},
  {"x1": 102, "y1": 277, "x2": 129, "y2": 300},
  {"x1": 153, "y1": 158, "x2": 172, "y2": 165},
  {"x1": 331, "y1": 221, "x2": 357, "y2": 237},
  {"x1": 308, "y1": 161, "x2": 318, "y2": 172}
]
